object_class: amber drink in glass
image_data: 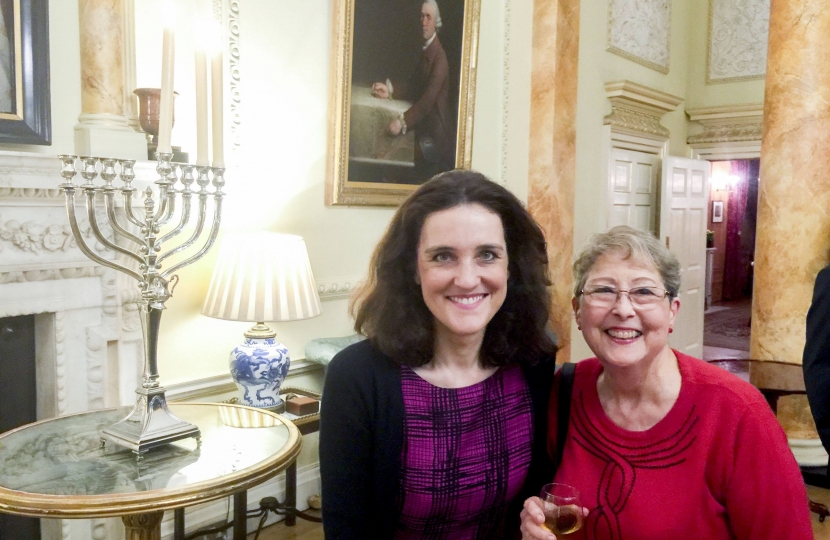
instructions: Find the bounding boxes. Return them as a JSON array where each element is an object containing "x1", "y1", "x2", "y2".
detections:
[{"x1": 540, "y1": 483, "x2": 582, "y2": 535}]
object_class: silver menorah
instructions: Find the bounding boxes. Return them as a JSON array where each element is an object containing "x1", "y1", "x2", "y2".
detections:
[{"x1": 57, "y1": 152, "x2": 225, "y2": 454}]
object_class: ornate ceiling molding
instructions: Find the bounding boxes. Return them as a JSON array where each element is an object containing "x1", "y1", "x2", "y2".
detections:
[
  {"x1": 604, "y1": 80, "x2": 683, "y2": 141},
  {"x1": 607, "y1": 0, "x2": 670, "y2": 73},
  {"x1": 707, "y1": 0, "x2": 769, "y2": 83},
  {"x1": 686, "y1": 103, "x2": 764, "y2": 145}
]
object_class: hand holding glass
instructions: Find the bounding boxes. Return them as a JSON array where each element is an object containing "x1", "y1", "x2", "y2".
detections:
[{"x1": 539, "y1": 483, "x2": 583, "y2": 535}]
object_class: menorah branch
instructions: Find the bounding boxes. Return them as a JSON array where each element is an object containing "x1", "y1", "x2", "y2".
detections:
[
  {"x1": 84, "y1": 189, "x2": 144, "y2": 266},
  {"x1": 58, "y1": 153, "x2": 226, "y2": 455},
  {"x1": 62, "y1": 187, "x2": 144, "y2": 282},
  {"x1": 104, "y1": 192, "x2": 144, "y2": 245}
]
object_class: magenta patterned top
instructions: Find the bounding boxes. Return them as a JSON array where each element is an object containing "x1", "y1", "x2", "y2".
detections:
[{"x1": 394, "y1": 363, "x2": 533, "y2": 540}]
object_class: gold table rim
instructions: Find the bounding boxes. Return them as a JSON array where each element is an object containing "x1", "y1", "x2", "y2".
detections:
[{"x1": 0, "y1": 402, "x2": 302, "y2": 518}]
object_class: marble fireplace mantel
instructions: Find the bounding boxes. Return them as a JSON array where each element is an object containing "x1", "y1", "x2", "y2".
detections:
[{"x1": 0, "y1": 151, "x2": 158, "y2": 540}]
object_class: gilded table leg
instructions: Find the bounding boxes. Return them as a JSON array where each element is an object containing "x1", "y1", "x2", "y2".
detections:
[{"x1": 122, "y1": 511, "x2": 164, "y2": 540}]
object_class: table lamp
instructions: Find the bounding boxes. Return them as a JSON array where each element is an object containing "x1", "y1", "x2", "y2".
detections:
[{"x1": 201, "y1": 232, "x2": 323, "y2": 409}]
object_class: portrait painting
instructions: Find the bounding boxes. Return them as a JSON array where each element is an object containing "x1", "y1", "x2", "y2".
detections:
[
  {"x1": 712, "y1": 200, "x2": 724, "y2": 223},
  {"x1": 0, "y1": 0, "x2": 16, "y2": 114},
  {"x1": 0, "y1": 0, "x2": 50, "y2": 145},
  {"x1": 327, "y1": 0, "x2": 481, "y2": 206}
]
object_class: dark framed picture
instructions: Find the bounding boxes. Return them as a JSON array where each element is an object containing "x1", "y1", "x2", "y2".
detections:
[
  {"x1": 326, "y1": 0, "x2": 481, "y2": 206},
  {"x1": 712, "y1": 200, "x2": 724, "y2": 223},
  {"x1": 0, "y1": 0, "x2": 50, "y2": 145}
]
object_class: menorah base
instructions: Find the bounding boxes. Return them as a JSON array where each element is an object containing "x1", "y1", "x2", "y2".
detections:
[{"x1": 102, "y1": 386, "x2": 201, "y2": 455}]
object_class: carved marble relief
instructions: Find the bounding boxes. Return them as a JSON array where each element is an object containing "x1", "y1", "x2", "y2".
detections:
[
  {"x1": 607, "y1": 0, "x2": 670, "y2": 73},
  {"x1": 708, "y1": 0, "x2": 769, "y2": 82}
]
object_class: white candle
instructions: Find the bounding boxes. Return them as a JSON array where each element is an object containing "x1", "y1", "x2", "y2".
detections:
[
  {"x1": 158, "y1": 11, "x2": 176, "y2": 155},
  {"x1": 195, "y1": 47, "x2": 209, "y2": 166},
  {"x1": 211, "y1": 42, "x2": 224, "y2": 168}
]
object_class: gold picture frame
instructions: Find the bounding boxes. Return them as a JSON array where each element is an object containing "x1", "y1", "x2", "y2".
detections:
[{"x1": 326, "y1": 0, "x2": 481, "y2": 206}]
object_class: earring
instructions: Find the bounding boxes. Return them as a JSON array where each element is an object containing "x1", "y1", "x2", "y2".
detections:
[{"x1": 669, "y1": 327, "x2": 674, "y2": 334}]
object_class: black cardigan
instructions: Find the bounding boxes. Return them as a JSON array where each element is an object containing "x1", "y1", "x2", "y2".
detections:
[
  {"x1": 804, "y1": 265, "x2": 830, "y2": 453},
  {"x1": 319, "y1": 340, "x2": 556, "y2": 539}
]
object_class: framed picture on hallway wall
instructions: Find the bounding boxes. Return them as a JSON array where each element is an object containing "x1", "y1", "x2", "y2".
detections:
[
  {"x1": 712, "y1": 201, "x2": 724, "y2": 223},
  {"x1": 0, "y1": 0, "x2": 50, "y2": 145},
  {"x1": 326, "y1": 0, "x2": 481, "y2": 206}
]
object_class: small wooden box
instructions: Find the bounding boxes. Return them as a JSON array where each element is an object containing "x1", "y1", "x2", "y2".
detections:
[{"x1": 286, "y1": 396, "x2": 319, "y2": 416}]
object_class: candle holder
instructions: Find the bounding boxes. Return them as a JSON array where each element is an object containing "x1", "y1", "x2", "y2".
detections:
[
  {"x1": 57, "y1": 153, "x2": 225, "y2": 455},
  {"x1": 134, "y1": 88, "x2": 189, "y2": 163}
]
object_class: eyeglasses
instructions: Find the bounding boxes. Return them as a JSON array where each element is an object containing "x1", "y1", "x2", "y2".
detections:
[{"x1": 579, "y1": 285, "x2": 671, "y2": 308}]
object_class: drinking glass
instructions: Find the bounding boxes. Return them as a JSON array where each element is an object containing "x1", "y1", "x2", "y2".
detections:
[{"x1": 539, "y1": 483, "x2": 582, "y2": 535}]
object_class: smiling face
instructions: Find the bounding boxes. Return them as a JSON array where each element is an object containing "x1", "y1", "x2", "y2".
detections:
[
  {"x1": 421, "y1": 2, "x2": 438, "y2": 40},
  {"x1": 573, "y1": 251, "x2": 679, "y2": 369},
  {"x1": 416, "y1": 203, "x2": 509, "y2": 344}
]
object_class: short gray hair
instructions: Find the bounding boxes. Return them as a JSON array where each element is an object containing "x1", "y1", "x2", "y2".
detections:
[
  {"x1": 423, "y1": 0, "x2": 443, "y2": 29},
  {"x1": 573, "y1": 225, "x2": 681, "y2": 298}
]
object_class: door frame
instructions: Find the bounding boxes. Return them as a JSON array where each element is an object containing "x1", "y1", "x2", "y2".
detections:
[{"x1": 601, "y1": 125, "x2": 671, "y2": 230}]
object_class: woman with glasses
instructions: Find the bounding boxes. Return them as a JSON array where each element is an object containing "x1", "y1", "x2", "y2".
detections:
[
  {"x1": 320, "y1": 171, "x2": 558, "y2": 539},
  {"x1": 520, "y1": 225, "x2": 811, "y2": 540}
]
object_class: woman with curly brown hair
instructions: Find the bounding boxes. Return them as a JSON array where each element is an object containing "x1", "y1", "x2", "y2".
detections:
[{"x1": 319, "y1": 170, "x2": 558, "y2": 539}]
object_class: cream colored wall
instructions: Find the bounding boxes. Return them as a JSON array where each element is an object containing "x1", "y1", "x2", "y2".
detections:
[
  {"x1": 130, "y1": 0, "x2": 535, "y2": 387},
  {"x1": 570, "y1": 0, "x2": 692, "y2": 361},
  {"x1": 685, "y1": 0, "x2": 765, "y2": 110},
  {"x1": 0, "y1": 1, "x2": 81, "y2": 154}
]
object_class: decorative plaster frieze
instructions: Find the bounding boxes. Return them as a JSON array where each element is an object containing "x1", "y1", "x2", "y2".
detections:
[
  {"x1": 90, "y1": 520, "x2": 107, "y2": 540},
  {"x1": 687, "y1": 123, "x2": 763, "y2": 144},
  {"x1": 0, "y1": 187, "x2": 62, "y2": 200},
  {"x1": 55, "y1": 311, "x2": 68, "y2": 415},
  {"x1": 120, "y1": 290, "x2": 142, "y2": 332},
  {"x1": 607, "y1": 0, "x2": 670, "y2": 73},
  {"x1": 228, "y1": 1, "x2": 242, "y2": 158},
  {"x1": 86, "y1": 325, "x2": 107, "y2": 410},
  {"x1": 212, "y1": 0, "x2": 242, "y2": 159},
  {"x1": 604, "y1": 108, "x2": 670, "y2": 139},
  {"x1": 604, "y1": 81, "x2": 682, "y2": 141},
  {"x1": 707, "y1": 0, "x2": 769, "y2": 83},
  {"x1": 316, "y1": 276, "x2": 363, "y2": 302},
  {"x1": 0, "y1": 210, "x2": 113, "y2": 256},
  {"x1": 0, "y1": 264, "x2": 105, "y2": 285},
  {"x1": 686, "y1": 103, "x2": 764, "y2": 145}
]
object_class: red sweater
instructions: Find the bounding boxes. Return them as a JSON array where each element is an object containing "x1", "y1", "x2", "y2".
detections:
[{"x1": 548, "y1": 352, "x2": 812, "y2": 540}]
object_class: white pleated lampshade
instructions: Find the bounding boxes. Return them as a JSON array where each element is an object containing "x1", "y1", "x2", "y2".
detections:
[{"x1": 201, "y1": 232, "x2": 323, "y2": 322}]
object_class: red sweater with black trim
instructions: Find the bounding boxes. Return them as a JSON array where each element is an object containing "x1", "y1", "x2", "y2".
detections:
[{"x1": 548, "y1": 351, "x2": 812, "y2": 540}]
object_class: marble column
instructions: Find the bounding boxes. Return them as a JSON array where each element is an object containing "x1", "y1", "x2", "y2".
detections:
[
  {"x1": 527, "y1": 0, "x2": 580, "y2": 362},
  {"x1": 752, "y1": 0, "x2": 830, "y2": 442},
  {"x1": 75, "y1": 0, "x2": 146, "y2": 160}
]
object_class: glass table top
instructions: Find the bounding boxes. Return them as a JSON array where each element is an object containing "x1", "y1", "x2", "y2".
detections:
[{"x1": 0, "y1": 403, "x2": 294, "y2": 498}]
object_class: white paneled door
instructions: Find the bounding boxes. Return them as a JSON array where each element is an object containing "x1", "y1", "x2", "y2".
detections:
[
  {"x1": 608, "y1": 148, "x2": 660, "y2": 235},
  {"x1": 660, "y1": 157, "x2": 710, "y2": 358}
]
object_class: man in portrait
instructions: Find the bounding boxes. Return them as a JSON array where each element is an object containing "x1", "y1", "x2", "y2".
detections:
[{"x1": 371, "y1": 0, "x2": 455, "y2": 176}]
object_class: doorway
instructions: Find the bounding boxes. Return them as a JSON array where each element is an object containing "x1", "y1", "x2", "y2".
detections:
[{"x1": 702, "y1": 159, "x2": 760, "y2": 360}]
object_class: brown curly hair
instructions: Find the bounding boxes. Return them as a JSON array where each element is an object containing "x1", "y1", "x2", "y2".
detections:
[{"x1": 350, "y1": 170, "x2": 557, "y2": 367}]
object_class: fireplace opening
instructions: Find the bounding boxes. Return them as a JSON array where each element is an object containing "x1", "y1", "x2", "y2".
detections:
[{"x1": 0, "y1": 314, "x2": 41, "y2": 539}]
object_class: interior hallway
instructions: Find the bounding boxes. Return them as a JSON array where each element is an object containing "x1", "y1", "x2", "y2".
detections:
[{"x1": 703, "y1": 298, "x2": 752, "y2": 361}]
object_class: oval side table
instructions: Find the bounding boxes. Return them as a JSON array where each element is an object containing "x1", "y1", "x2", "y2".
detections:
[{"x1": 0, "y1": 402, "x2": 302, "y2": 539}]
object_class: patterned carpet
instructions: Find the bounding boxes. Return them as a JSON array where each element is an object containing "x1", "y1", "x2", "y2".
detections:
[{"x1": 703, "y1": 299, "x2": 752, "y2": 351}]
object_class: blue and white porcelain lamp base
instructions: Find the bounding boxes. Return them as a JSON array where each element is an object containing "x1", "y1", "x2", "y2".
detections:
[{"x1": 230, "y1": 322, "x2": 291, "y2": 410}]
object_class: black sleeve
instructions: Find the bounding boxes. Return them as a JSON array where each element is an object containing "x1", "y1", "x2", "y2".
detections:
[
  {"x1": 502, "y1": 355, "x2": 557, "y2": 539},
  {"x1": 804, "y1": 266, "x2": 830, "y2": 455},
  {"x1": 319, "y1": 349, "x2": 376, "y2": 539}
]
